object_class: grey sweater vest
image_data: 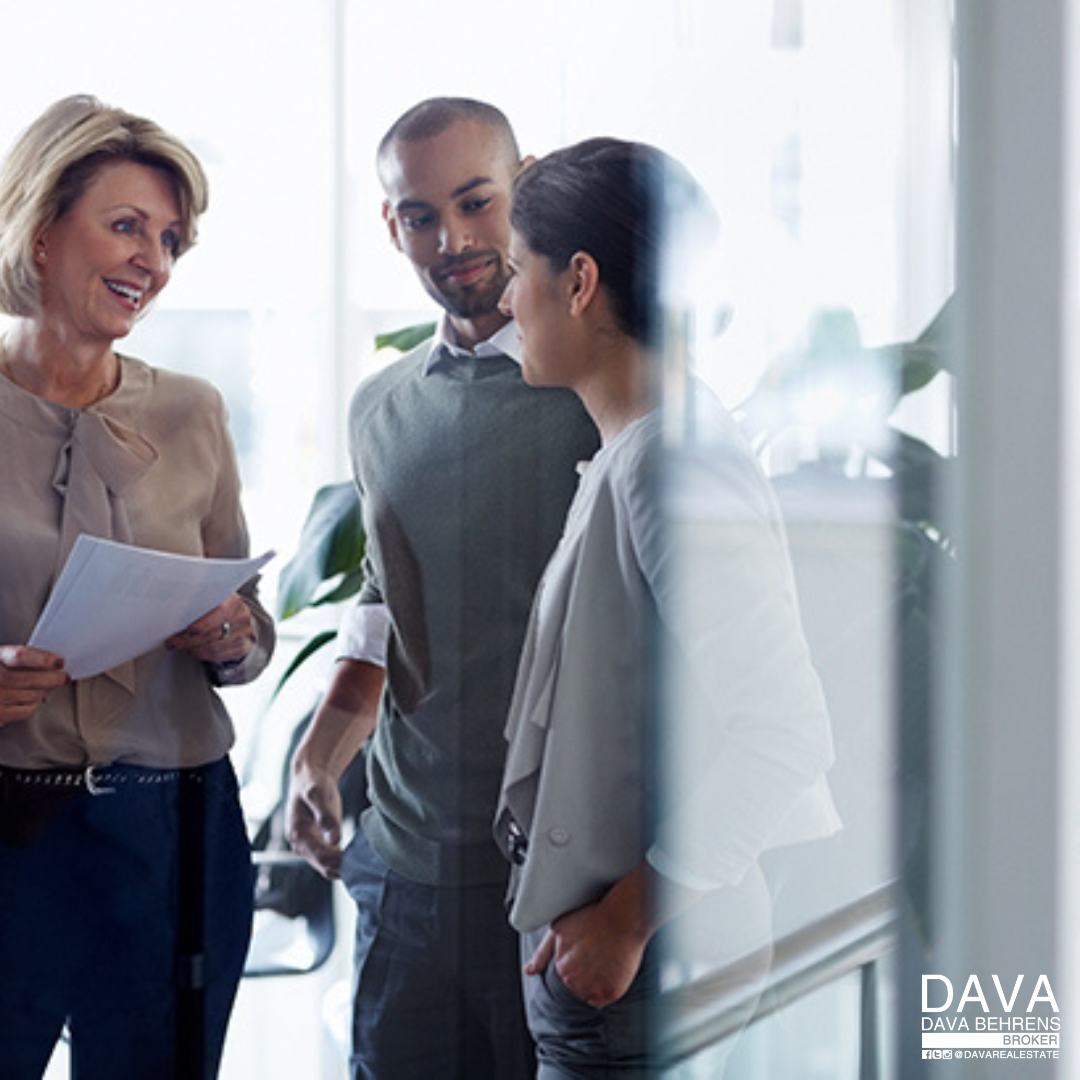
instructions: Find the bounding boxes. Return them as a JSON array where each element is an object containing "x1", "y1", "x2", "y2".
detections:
[{"x1": 348, "y1": 345, "x2": 599, "y2": 886}]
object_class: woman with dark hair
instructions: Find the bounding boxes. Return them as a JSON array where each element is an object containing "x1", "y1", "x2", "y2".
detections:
[
  {"x1": 495, "y1": 138, "x2": 840, "y2": 1076},
  {"x1": 0, "y1": 95, "x2": 274, "y2": 1077}
]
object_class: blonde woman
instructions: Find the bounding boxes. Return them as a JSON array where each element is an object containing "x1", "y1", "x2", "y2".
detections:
[{"x1": 0, "y1": 96, "x2": 273, "y2": 1077}]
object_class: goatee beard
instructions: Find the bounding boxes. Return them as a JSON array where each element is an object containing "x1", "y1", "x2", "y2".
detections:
[{"x1": 428, "y1": 254, "x2": 510, "y2": 320}]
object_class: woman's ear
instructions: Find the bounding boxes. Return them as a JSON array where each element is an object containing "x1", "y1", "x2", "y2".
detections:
[{"x1": 566, "y1": 251, "x2": 601, "y2": 317}]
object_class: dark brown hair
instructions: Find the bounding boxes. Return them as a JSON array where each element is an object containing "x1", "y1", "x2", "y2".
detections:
[{"x1": 511, "y1": 138, "x2": 716, "y2": 346}]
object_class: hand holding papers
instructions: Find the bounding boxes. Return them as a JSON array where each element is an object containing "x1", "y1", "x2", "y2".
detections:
[{"x1": 29, "y1": 535, "x2": 275, "y2": 680}]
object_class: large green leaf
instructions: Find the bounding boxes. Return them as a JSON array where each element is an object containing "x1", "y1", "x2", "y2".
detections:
[
  {"x1": 738, "y1": 298, "x2": 954, "y2": 453},
  {"x1": 276, "y1": 482, "x2": 365, "y2": 619},
  {"x1": 375, "y1": 322, "x2": 436, "y2": 353}
]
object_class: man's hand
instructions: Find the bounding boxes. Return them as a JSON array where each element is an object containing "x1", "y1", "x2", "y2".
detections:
[
  {"x1": 286, "y1": 761, "x2": 345, "y2": 879},
  {"x1": 284, "y1": 661, "x2": 385, "y2": 880}
]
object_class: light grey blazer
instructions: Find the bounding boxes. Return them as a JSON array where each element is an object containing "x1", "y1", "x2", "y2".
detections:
[{"x1": 495, "y1": 386, "x2": 840, "y2": 933}]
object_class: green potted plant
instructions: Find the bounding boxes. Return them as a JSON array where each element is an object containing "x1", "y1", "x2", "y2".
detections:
[{"x1": 271, "y1": 322, "x2": 435, "y2": 693}]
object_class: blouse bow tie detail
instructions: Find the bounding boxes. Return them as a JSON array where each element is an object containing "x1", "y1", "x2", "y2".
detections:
[{"x1": 51, "y1": 410, "x2": 158, "y2": 720}]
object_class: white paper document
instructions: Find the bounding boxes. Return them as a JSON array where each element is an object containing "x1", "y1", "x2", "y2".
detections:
[{"x1": 29, "y1": 534, "x2": 275, "y2": 680}]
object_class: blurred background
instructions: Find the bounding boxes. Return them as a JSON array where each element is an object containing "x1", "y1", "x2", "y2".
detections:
[{"x1": 16, "y1": 3, "x2": 1068, "y2": 1078}]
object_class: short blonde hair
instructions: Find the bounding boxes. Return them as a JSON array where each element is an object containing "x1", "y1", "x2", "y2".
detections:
[{"x1": 0, "y1": 95, "x2": 209, "y2": 317}]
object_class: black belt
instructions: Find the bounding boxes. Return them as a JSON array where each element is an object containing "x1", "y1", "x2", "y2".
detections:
[{"x1": 0, "y1": 763, "x2": 203, "y2": 797}]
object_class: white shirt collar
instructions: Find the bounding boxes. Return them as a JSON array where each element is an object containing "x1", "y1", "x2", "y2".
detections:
[{"x1": 424, "y1": 317, "x2": 522, "y2": 374}]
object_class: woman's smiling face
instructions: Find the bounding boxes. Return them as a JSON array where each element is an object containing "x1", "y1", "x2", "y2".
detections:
[{"x1": 37, "y1": 160, "x2": 182, "y2": 345}]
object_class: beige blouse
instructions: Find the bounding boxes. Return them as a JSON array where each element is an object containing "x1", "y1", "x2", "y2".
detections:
[{"x1": 0, "y1": 355, "x2": 274, "y2": 769}]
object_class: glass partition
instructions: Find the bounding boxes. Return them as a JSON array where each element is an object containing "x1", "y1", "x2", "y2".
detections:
[{"x1": 1, "y1": 2, "x2": 955, "y2": 1076}]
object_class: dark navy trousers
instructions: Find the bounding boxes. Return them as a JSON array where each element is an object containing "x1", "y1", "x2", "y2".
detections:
[
  {"x1": 0, "y1": 757, "x2": 253, "y2": 1079},
  {"x1": 342, "y1": 829, "x2": 535, "y2": 1079}
]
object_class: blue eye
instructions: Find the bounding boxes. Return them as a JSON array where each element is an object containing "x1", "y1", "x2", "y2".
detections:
[{"x1": 161, "y1": 229, "x2": 180, "y2": 254}]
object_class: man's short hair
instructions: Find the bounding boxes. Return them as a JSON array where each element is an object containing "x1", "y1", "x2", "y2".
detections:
[{"x1": 376, "y1": 98, "x2": 520, "y2": 183}]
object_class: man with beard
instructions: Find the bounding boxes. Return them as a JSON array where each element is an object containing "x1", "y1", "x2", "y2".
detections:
[{"x1": 286, "y1": 99, "x2": 598, "y2": 1079}]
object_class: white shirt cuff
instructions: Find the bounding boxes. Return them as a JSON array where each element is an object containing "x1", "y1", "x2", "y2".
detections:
[{"x1": 335, "y1": 603, "x2": 390, "y2": 667}]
